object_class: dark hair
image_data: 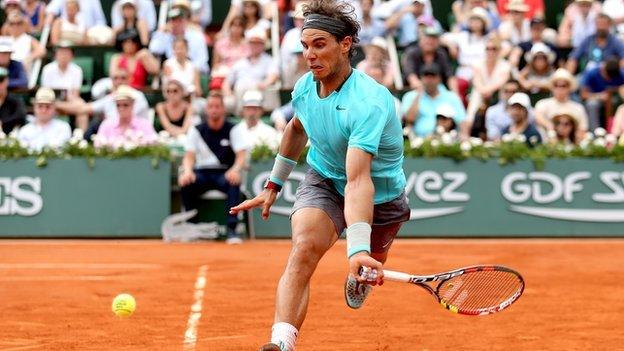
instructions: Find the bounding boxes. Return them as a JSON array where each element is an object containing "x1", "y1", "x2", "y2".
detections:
[
  {"x1": 230, "y1": 15, "x2": 247, "y2": 28},
  {"x1": 241, "y1": 0, "x2": 261, "y2": 21},
  {"x1": 303, "y1": 0, "x2": 360, "y2": 58},
  {"x1": 604, "y1": 57, "x2": 621, "y2": 80},
  {"x1": 115, "y1": 28, "x2": 142, "y2": 52},
  {"x1": 597, "y1": 13, "x2": 613, "y2": 23},
  {"x1": 207, "y1": 90, "x2": 224, "y2": 103}
]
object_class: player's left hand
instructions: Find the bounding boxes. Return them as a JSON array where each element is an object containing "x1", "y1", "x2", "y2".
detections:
[
  {"x1": 225, "y1": 168, "x2": 241, "y2": 185},
  {"x1": 349, "y1": 252, "x2": 384, "y2": 286}
]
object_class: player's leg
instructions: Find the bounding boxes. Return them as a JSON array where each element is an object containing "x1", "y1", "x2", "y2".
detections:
[{"x1": 267, "y1": 208, "x2": 339, "y2": 351}]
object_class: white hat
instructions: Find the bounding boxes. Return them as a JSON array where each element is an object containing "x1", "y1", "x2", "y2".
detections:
[
  {"x1": 0, "y1": 37, "x2": 13, "y2": 53},
  {"x1": 469, "y1": 7, "x2": 490, "y2": 27},
  {"x1": 369, "y1": 37, "x2": 388, "y2": 51},
  {"x1": 114, "y1": 85, "x2": 137, "y2": 101},
  {"x1": 166, "y1": 73, "x2": 192, "y2": 95},
  {"x1": 242, "y1": 90, "x2": 263, "y2": 107},
  {"x1": 506, "y1": 0, "x2": 529, "y2": 12},
  {"x1": 507, "y1": 93, "x2": 531, "y2": 110},
  {"x1": 435, "y1": 104, "x2": 456, "y2": 119},
  {"x1": 32, "y1": 87, "x2": 56, "y2": 104},
  {"x1": 524, "y1": 42, "x2": 555, "y2": 64},
  {"x1": 119, "y1": 0, "x2": 136, "y2": 7},
  {"x1": 550, "y1": 68, "x2": 578, "y2": 91},
  {"x1": 246, "y1": 27, "x2": 267, "y2": 42}
]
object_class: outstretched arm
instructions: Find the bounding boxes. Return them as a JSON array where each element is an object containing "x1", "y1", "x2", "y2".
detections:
[{"x1": 229, "y1": 117, "x2": 308, "y2": 218}]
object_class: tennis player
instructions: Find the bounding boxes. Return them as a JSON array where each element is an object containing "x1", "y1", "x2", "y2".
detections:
[{"x1": 230, "y1": 1, "x2": 409, "y2": 350}]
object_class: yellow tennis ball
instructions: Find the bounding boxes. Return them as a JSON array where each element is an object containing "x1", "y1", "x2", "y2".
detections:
[{"x1": 112, "y1": 293, "x2": 136, "y2": 317}]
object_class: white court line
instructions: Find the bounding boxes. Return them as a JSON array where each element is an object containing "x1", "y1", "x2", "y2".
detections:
[
  {"x1": 0, "y1": 263, "x2": 161, "y2": 269},
  {"x1": 0, "y1": 344, "x2": 50, "y2": 351},
  {"x1": 0, "y1": 275, "x2": 143, "y2": 282},
  {"x1": 183, "y1": 265, "x2": 208, "y2": 351}
]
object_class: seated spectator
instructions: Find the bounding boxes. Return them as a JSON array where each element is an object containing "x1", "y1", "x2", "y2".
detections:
[
  {"x1": 224, "y1": 0, "x2": 271, "y2": 37},
  {"x1": 485, "y1": 79, "x2": 521, "y2": 141},
  {"x1": 223, "y1": 28, "x2": 279, "y2": 114},
  {"x1": 435, "y1": 104, "x2": 459, "y2": 134},
  {"x1": 550, "y1": 110, "x2": 580, "y2": 145},
  {"x1": 212, "y1": 16, "x2": 249, "y2": 83},
  {"x1": 498, "y1": 0, "x2": 531, "y2": 47},
  {"x1": 23, "y1": 0, "x2": 46, "y2": 34},
  {"x1": 96, "y1": 85, "x2": 156, "y2": 142},
  {"x1": 502, "y1": 92, "x2": 542, "y2": 145},
  {"x1": 111, "y1": 0, "x2": 157, "y2": 34},
  {"x1": 509, "y1": 17, "x2": 558, "y2": 70},
  {"x1": 149, "y1": 7, "x2": 209, "y2": 73},
  {"x1": 497, "y1": 0, "x2": 544, "y2": 20},
  {"x1": 602, "y1": 0, "x2": 624, "y2": 40},
  {"x1": 451, "y1": 0, "x2": 500, "y2": 32},
  {"x1": 581, "y1": 58, "x2": 624, "y2": 130},
  {"x1": 0, "y1": 38, "x2": 27, "y2": 90},
  {"x1": 49, "y1": 0, "x2": 87, "y2": 46},
  {"x1": 163, "y1": 38, "x2": 201, "y2": 97},
  {"x1": 557, "y1": 0, "x2": 601, "y2": 49},
  {"x1": 17, "y1": 88, "x2": 71, "y2": 150},
  {"x1": 567, "y1": 13, "x2": 624, "y2": 74},
  {"x1": 517, "y1": 42, "x2": 555, "y2": 94},
  {"x1": 0, "y1": 0, "x2": 24, "y2": 34},
  {"x1": 612, "y1": 104, "x2": 624, "y2": 136},
  {"x1": 220, "y1": 0, "x2": 272, "y2": 37},
  {"x1": 442, "y1": 7, "x2": 489, "y2": 98},
  {"x1": 111, "y1": 0, "x2": 150, "y2": 46},
  {"x1": 282, "y1": 42, "x2": 307, "y2": 90},
  {"x1": 56, "y1": 68, "x2": 150, "y2": 135},
  {"x1": 358, "y1": 0, "x2": 386, "y2": 46},
  {"x1": 356, "y1": 37, "x2": 395, "y2": 90},
  {"x1": 385, "y1": 0, "x2": 441, "y2": 48},
  {"x1": 41, "y1": 42, "x2": 82, "y2": 97},
  {"x1": 467, "y1": 36, "x2": 511, "y2": 122},
  {"x1": 280, "y1": 3, "x2": 304, "y2": 78},
  {"x1": 45, "y1": 0, "x2": 106, "y2": 28},
  {"x1": 110, "y1": 29, "x2": 160, "y2": 90},
  {"x1": 0, "y1": 67, "x2": 26, "y2": 134},
  {"x1": 155, "y1": 78, "x2": 193, "y2": 137},
  {"x1": 178, "y1": 91, "x2": 250, "y2": 244},
  {"x1": 402, "y1": 26, "x2": 456, "y2": 92},
  {"x1": 6, "y1": 12, "x2": 46, "y2": 74},
  {"x1": 535, "y1": 68, "x2": 588, "y2": 139},
  {"x1": 233, "y1": 90, "x2": 280, "y2": 149},
  {"x1": 401, "y1": 63, "x2": 467, "y2": 137}
]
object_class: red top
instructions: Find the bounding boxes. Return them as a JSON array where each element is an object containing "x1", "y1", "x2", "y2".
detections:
[
  {"x1": 118, "y1": 55, "x2": 148, "y2": 90},
  {"x1": 497, "y1": 0, "x2": 544, "y2": 19}
]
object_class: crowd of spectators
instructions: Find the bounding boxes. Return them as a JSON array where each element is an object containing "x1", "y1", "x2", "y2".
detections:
[{"x1": 2, "y1": 0, "x2": 624, "y2": 239}]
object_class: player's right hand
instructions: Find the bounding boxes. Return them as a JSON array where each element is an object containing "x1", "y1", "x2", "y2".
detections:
[
  {"x1": 349, "y1": 252, "x2": 384, "y2": 286},
  {"x1": 229, "y1": 189, "x2": 277, "y2": 220}
]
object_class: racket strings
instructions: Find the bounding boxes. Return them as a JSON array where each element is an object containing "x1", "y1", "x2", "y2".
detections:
[{"x1": 437, "y1": 270, "x2": 523, "y2": 314}]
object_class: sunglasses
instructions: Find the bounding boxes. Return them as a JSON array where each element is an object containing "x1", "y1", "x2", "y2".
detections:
[
  {"x1": 486, "y1": 47, "x2": 499, "y2": 51},
  {"x1": 166, "y1": 89, "x2": 180, "y2": 94},
  {"x1": 36, "y1": 103, "x2": 53, "y2": 109},
  {"x1": 116, "y1": 102, "x2": 132, "y2": 108},
  {"x1": 555, "y1": 121, "x2": 572, "y2": 127},
  {"x1": 504, "y1": 89, "x2": 517, "y2": 94},
  {"x1": 113, "y1": 76, "x2": 128, "y2": 80},
  {"x1": 553, "y1": 83, "x2": 569, "y2": 88}
]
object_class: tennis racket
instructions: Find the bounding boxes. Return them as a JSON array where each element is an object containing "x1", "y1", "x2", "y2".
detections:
[{"x1": 361, "y1": 265, "x2": 524, "y2": 316}]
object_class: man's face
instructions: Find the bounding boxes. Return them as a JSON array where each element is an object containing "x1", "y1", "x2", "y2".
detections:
[
  {"x1": 508, "y1": 104, "x2": 527, "y2": 123},
  {"x1": 578, "y1": 2, "x2": 592, "y2": 16},
  {"x1": 411, "y1": 2, "x2": 424, "y2": 16},
  {"x1": 301, "y1": 28, "x2": 351, "y2": 81},
  {"x1": 34, "y1": 103, "x2": 55, "y2": 123},
  {"x1": 552, "y1": 79, "x2": 571, "y2": 99},
  {"x1": 249, "y1": 40, "x2": 265, "y2": 56},
  {"x1": 422, "y1": 72, "x2": 440, "y2": 92},
  {"x1": 116, "y1": 99, "x2": 134, "y2": 120},
  {"x1": 111, "y1": 72, "x2": 130, "y2": 89},
  {"x1": 596, "y1": 17, "x2": 611, "y2": 37},
  {"x1": 170, "y1": 16, "x2": 186, "y2": 33},
  {"x1": 205, "y1": 96, "x2": 225, "y2": 121},
  {"x1": 243, "y1": 105, "x2": 263, "y2": 121},
  {"x1": 501, "y1": 82, "x2": 519, "y2": 102},
  {"x1": 0, "y1": 52, "x2": 11, "y2": 66},
  {"x1": 420, "y1": 35, "x2": 439, "y2": 52},
  {"x1": 55, "y1": 48, "x2": 73, "y2": 66}
]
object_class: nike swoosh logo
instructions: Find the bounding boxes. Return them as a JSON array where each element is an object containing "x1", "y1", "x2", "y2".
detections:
[{"x1": 336, "y1": 106, "x2": 346, "y2": 111}]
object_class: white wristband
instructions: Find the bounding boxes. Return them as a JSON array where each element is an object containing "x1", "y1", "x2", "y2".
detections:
[
  {"x1": 346, "y1": 222, "x2": 371, "y2": 258},
  {"x1": 269, "y1": 154, "x2": 297, "y2": 186}
]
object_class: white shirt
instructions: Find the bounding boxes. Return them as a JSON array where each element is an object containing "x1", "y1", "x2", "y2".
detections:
[
  {"x1": 46, "y1": 0, "x2": 107, "y2": 27},
  {"x1": 18, "y1": 119, "x2": 71, "y2": 151},
  {"x1": 10, "y1": 34, "x2": 33, "y2": 64},
  {"x1": 603, "y1": 0, "x2": 624, "y2": 34},
  {"x1": 149, "y1": 27, "x2": 209, "y2": 73},
  {"x1": 232, "y1": 120, "x2": 280, "y2": 150},
  {"x1": 91, "y1": 92, "x2": 150, "y2": 120},
  {"x1": 228, "y1": 53, "x2": 278, "y2": 91},
  {"x1": 41, "y1": 61, "x2": 83, "y2": 91},
  {"x1": 111, "y1": 0, "x2": 157, "y2": 32},
  {"x1": 184, "y1": 123, "x2": 250, "y2": 169},
  {"x1": 163, "y1": 57, "x2": 196, "y2": 90}
]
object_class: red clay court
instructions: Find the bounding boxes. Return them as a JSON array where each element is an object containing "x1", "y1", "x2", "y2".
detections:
[{"x1": 1, "y1": 238, "x2": 623, "y2": 351}]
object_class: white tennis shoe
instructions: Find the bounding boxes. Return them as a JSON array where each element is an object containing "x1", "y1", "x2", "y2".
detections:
[{"x1": 344, "y1": 275, "x2": 372, "y2": 309}]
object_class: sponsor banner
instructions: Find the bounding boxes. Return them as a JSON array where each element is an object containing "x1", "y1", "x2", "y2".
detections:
[
  {"x1": 0, "y1": 159, "x2": 170, "y2": 237},
  {"x1": 247, "y1": 159, "x2": 624, "y2": 237}
]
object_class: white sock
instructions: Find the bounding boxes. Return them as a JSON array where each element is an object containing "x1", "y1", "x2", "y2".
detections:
[{"x1": 270, "y1": 322, "x2": 298, "y2": 351}]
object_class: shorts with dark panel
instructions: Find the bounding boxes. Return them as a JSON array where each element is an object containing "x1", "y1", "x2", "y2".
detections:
[{"x1": 291, "y1": 169, "x2": 411, "y2": 253}]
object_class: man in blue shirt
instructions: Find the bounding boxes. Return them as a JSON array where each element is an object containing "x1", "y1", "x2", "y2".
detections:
[
  {"x1": 231, "y1": 1, "x2": 410, "y2": 350},
  {"x1": 567, "y1": 13, "x2": 624, "y2": 74},
  {"x1": 384, "y1": 0, "x2": 442, "y2": 48},
  {"x1": 401, "y1": 63, "x2": 466, "y2": 137},
  {"x1": 502, "y1": 93, "x2": 543, "y2": 147},
  {"x1": 581, "y1": 58, "x2": 624, "y2": 129},
  {"x1": 0, "y1": 41, "x2": 28, "y2": 90}
]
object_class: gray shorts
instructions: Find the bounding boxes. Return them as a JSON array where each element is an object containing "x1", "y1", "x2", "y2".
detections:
[{"x1": 291, "y1": 169, "x2": 411, "y2": 254}]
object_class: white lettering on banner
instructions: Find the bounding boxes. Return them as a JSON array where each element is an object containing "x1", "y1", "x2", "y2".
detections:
[
  {"x1": 251, "y1": 170, "x2": 469, "y2": 220},
  {"x1": 502, "y1": 171, "x2": 624, "y2": 222},
  {"x1": 593, "y1": 172, "x2": 624, "y2": 203},
  {"x1": 0, "y1": 177, "x2": 43, "y2": 216}
]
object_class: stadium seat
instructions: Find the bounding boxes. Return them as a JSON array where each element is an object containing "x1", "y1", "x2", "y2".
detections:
[{"x1": 73, "y1": 57, "x2": 94, "y2": 95}]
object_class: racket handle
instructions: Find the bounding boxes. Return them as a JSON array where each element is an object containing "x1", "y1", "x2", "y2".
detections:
[{"x1": 382, "y1": 270, "x2": 412, "y2": 283}]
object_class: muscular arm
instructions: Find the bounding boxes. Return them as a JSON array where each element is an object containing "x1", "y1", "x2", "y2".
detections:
[
  {"x1": 344, "y1": 148, "x2": 374, "y2": 226},
  {"x1": 278, "y1": 117, "x2": 308, "y2": 161}
]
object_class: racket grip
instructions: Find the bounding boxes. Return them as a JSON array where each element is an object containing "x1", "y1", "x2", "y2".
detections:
[{"x1": 382, "y1": 270, "x2": 412, "y2": 283}]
